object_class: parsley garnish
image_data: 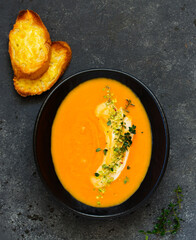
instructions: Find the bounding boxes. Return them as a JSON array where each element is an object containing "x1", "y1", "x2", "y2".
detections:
[
  {"x1": 127, "y1": 166, "x2": 131, "y2": 170},
  {"x1": 95, "y1": 173, "x2": 99, "y2": 177},
  {"x1": 139, "y1": 186, "x2": 184, "y2": 239}
]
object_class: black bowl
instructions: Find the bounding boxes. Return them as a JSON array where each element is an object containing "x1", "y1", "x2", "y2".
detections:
[{"x1": 34, "y1": 69, "x2": 169, "y2": 218}]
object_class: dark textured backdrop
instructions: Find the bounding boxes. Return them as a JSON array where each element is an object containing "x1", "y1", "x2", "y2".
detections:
[{"x1": 0, "y1": 0, "x2": 195, "y2": 239}]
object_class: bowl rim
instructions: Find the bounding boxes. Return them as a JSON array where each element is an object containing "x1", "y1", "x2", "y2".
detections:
[{"x1": 33, "y1": 68, "x2": 170, "y2": 218}]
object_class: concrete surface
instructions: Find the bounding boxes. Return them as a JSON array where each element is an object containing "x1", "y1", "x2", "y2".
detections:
[{"x1": 0, "y1": 0, "x2": 195, "y2": 239}]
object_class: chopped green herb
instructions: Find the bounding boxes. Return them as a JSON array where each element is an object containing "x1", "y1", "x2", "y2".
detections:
[
  {"x1": 127, "y1": 166, "x2": 131, "y2": 170},
  {"x1": 107, "y1": 177, "x2": 114, "y2": 183},
  {"x1": 95, "y1": 173, "x2": 100, "y2": 177},
  {"x1": 129, "y1": 125, "x2": 136, "y2": 134},
  {"x1": 98, "y1": 188, "x2": 105, "y2": 193},
  {"x1": 96, "y1": 148, "x2": 101, "y2": 152},
  {"x1": 120, "y1": 121, "x2": 126, "y2": 128},
  {"x1": 102, "y1": 164, "x2": 108, "y2": 169},
  {"x1": 107, "y1": 120, "x2": 111, "y2": 126},
  {"x1": 103, "y1": 149, "x2": 108, "y2": 155},
  {"x1": 114, "y1": 147, "x2": 119, "y2": 152},
  {"x1": 124, "y1": 176, "x2": 129, "y2": 184}
]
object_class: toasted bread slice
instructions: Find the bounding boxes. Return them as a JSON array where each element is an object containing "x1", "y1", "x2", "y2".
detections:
[
  {"x1": 9, "y1": 10, "x2": 51, "y2": 80},
  {"x1": 13, "y1": 41, "x2": 72, "y2": 97}
]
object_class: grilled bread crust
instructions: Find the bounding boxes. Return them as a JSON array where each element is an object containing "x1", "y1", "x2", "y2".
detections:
[
  {"x1": 9, "y1": 10, "x2": 51, "y2": 80},
  {"x1": 13, "y1": 41, "x2": 72, "y2": 97}
]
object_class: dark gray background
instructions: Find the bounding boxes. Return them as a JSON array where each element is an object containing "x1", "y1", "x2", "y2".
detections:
[{"x1": 0, "y1": 0, "x2": 195, "y2": 239}]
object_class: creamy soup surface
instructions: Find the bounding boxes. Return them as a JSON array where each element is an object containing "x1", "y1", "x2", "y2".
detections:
[{"x1": 51, "y1": 78, "x2": 152, "y2": 207}]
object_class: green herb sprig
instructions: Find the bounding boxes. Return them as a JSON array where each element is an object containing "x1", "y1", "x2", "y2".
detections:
[
  {"x1": 139, "y1": 186, "x2": 184, "y2": 239},
  {"x1": 125, "y1": 99, "x2": 135, "y2": 112}
]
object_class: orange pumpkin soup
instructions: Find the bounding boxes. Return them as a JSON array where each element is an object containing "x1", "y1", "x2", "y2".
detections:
[{"x1": 51, "y1": 78, "x2": 152, "y2": 207}]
